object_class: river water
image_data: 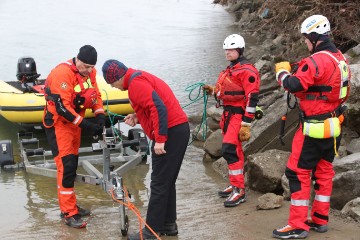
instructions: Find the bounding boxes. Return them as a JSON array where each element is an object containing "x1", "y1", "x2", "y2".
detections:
[{"x1": 0, "y1": 0, "x2": 239, "y2": 239}]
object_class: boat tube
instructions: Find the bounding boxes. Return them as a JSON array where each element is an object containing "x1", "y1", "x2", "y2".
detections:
[{"x1": 0, "y1": 57, "x2": 133, "y2": 127}]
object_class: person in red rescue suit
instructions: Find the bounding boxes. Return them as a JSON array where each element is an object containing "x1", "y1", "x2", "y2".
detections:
[
  {"x1": 102, "y1": 59, "x2": 190, "y2": 240},
  {"x1": 43, "y1": 45, "x2": 105, "y2": 229},
  {"x1": 203, "y1": 34, "x2": 261, "y2": 208},
  {"x1": 272, "y1": 15, "x2": 351, "y2": 239}
]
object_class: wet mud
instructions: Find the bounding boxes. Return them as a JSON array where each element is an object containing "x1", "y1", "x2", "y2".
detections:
[{"x1": 2, "y1": 144, "x2": 360, "y2": 240}]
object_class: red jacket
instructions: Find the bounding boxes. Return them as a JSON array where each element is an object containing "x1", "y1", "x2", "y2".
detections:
[{"x1": 122, "y1": 68, "x2": 188, "y2": 142}]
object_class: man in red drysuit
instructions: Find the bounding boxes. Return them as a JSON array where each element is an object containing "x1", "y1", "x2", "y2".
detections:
[{"x1": 272, "y1": 15, "x2": 351, "y2": 239}]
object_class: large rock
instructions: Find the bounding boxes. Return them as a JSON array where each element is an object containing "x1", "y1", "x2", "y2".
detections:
[
  {"x1": 206, "y1": 117, "x2": 220, "y2": 131},
  {"x1": 346, "y1": 64, "x2": 360, "y2": 134},
  {"x1": 341, "y1": 197, "x2": 360, "y2": 222},
  {"x1": 333, "y1": 153, "x2": 360, "y2": 174},
  {"x1": 206, "y1": 105, "x2": 223, "y2": 122},
  {"x1": 256, "y1": 193, "x2": 284, "y2": 210},
  {"x1": 212, "y1": 157, "x2": 228, "y2": 180},
  {"x1": 247, "y1": 149, "x2": 290, "y2": 193},
  {"x1": 203, "y1": 129, "x2": 223, "y2": 158},
  {"x1": 347, "y1": 138, "x2": 360, "y2": 154},
  {"x1": 281, "y1": 174, "x2": 290, "y2": 200},
  {"x1": 332, "y1": 169, "x2": 360, "y2": 210},
  {"x1": 243, "y1": 96, "x2": 298, "y2": 156},
  {"x1": 192, "y1": 124, "x2": 212, "y2": 142}
]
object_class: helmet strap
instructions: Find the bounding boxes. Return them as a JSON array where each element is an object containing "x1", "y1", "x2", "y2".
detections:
[
  {"x1": 308, "y1": 33, "x2": 320, "y2": 54},
  {"x1": 236, "y1": 48, "x2": 244, "y2": 56}
]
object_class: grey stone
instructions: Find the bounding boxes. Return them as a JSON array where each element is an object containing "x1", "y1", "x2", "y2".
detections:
[
  {"x1": 257, "y1": 193, "x2": 283, "y2": 210},
  {"x1": 247, "y1": 149, "x2": 290, "y2": 193}
]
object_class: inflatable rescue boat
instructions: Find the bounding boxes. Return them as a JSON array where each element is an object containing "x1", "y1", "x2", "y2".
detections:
[{"x1": 0, "y1": 57, "x2": 133, "y2": 127}]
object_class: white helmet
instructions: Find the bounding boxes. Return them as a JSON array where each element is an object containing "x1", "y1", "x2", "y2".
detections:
[
  {"x1": 223, "y1": 34, "x2": 245, "y2": 50},
  {"x1": 300, "y1": 15, "x2": 330, "y2": 35}
]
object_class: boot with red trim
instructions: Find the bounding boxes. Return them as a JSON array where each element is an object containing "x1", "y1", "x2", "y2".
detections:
[
  {"x1": 64, "y1": 214, "x2": 87, "y2": 229},
  {"x1": 223, "y1": 187, "x2": 246, "y2": 207},
  {"x1": 218, "y1": 185, "x2": 234, "y2": 198}
]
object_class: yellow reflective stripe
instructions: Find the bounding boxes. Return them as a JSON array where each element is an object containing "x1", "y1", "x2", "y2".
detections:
[
  {"x1": 340, "y1": 61, "x2": 349, "y2": 81},
  {"x1": 291, "y1": 199, "x2": 309, "y2": 206},
  {"x1": 340, "y1": 86, "x2": 347, "y2": 99},
  {"x1": 229, "y1": 169, "x2": 243, "y2": 175},
  {"x1": 74, "y1": 78, "x2": 93, "y2": 92},
  {"x1": 315, "y1": 194, "x2": 330, "y2": 202}
]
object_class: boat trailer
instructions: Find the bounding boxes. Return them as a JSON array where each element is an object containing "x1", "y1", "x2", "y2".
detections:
[{"x1": 6, "y1": 125, "x2": 148, "y2": 236}]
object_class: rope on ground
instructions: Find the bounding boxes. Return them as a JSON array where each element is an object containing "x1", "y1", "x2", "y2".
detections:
[
  {"x1": 182, "y1": 82, "x2": 210, "y2": 143},
  {"x1": 110, "y1": 187, "x2": 161, "y2": 240}
]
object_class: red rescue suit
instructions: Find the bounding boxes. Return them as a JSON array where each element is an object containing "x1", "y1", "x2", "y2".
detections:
[
  {"x1": 216, "y1": 57, "x2": 260, "y2": 189},
  {"x1": 279, "y1": 41, "x2": 351, "y2": 230},
  {"x1": 43, "y1": 58, "x2": 104, "y2": 217}
]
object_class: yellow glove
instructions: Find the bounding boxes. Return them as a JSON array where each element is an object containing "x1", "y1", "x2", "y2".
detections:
[
  {"x1": 275, "y1": 61, "x2": 291, "y2": 73},
  {"x1": 203, "y1": 85, "x2": 215, "y2": 96},
  {"x1": 239, "y1": 122, "x2": 251, "y2": 142}
]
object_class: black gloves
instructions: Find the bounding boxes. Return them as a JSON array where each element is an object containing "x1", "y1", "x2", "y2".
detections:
[
  {"x1": 79, "y1": 119, "x2": 103, "y2": 137},
  {"x1": 95, "y1": 113, "x2": 106, "y2": 129}
]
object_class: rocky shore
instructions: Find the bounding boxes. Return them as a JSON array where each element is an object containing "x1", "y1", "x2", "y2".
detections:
[{"x1": 189, "y1": 0, "x2": 360, "y2": 223}]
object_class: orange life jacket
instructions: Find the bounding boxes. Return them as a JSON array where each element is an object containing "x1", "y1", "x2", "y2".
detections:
[
  {"x1": 215, "y1": 63, "x2": 255, "y2": 102},
  {"x1": 45, "y1": 61, "x2": 98, "y2": 112}
]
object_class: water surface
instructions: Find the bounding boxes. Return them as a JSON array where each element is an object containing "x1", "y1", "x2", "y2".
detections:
[{"x1": 0, "y1": 0, "x2": 239, "y2": 239}]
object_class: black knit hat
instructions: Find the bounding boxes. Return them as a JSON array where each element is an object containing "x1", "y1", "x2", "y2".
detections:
[{"x1": 77, "y1": 45, "x2": 97, "y2": 65}]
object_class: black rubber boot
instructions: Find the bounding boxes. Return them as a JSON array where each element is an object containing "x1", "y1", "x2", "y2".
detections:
[
  {"x1": 127, "y1": 227, "x2": 159, "y2": 240},
  {"x1": 160, "y1": 222, "x2": 178, "y2": 236}
]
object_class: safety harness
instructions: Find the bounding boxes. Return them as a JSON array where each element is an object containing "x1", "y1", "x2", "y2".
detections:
[
  {"x1": 305, "y1": 50, "x2": 349, "y2": 102},
  {"x1": 222, "y1": 106, "x2": 245, "y2": 134}
]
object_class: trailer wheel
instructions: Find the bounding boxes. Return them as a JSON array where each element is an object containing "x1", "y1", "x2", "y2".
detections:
[{"x1": 121, "y1": 215, "x2": 129, "y2": 236}]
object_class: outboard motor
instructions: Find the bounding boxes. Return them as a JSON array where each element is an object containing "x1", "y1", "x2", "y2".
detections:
[
  {"x1": 16, "y1": 57, "x2": 43, "y2": 93},
  {"x1": 0, "y1": 140, "x2": 14, "y2": 168},
  {"x1": 16, "y1": 57, "x2": 41, "y2": 83}
]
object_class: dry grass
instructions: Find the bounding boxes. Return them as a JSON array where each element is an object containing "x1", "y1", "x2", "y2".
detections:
[{"x1": 214, "y1": 0, "x2": 360, "y2": 52}]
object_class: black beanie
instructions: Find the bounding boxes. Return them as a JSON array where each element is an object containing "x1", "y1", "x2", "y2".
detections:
[{"x1": 77, "y1": 45, "x2": 97, "y2": 65}]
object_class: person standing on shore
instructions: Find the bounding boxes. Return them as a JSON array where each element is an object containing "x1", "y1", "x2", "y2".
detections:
[
  {"x1": 43, "y1": 45, "x2": 105, "y2": 228},
  {"x1": 102, "y1": 59, "x2": 190, "y2": 240},
  {"x1": 272, "y1": 15, "x2": 350, "y2": 239},
  {"x1": 203, "y1": 34, "x2": 261, "y2": 208}
]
